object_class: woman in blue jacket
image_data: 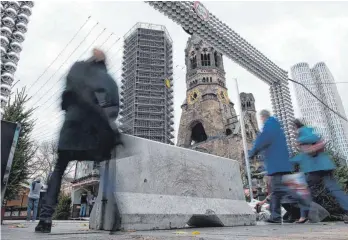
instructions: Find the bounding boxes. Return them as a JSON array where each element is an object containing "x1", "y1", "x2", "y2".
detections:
[{"x1": 291, "y1": 119, "x2": 348, "y2": 223}]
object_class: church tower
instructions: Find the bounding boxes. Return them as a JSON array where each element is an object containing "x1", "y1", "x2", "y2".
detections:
[
  {"x1": 240, "y1": 92, "x2": 259, "y2": 140},
  {"x1": 177, "y1": 35, "x2": 238, "y2": 147},
  {"x1": 177, "y1": 35, "x2": 259, "y2": 163}
]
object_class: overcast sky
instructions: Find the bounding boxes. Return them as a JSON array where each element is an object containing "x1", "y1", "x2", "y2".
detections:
[{"x1": 14, "y1": 1, "x2": 348, "y2": 143}]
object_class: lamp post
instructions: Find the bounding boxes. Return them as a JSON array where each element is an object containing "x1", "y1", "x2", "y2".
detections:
[{"x1": 234, "y1": 78, "x2": 253, "y2": 201}]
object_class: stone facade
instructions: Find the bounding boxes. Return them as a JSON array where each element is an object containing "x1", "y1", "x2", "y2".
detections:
[{"x1": 177, "y1": 35, "x2": 259, "y2": 167}]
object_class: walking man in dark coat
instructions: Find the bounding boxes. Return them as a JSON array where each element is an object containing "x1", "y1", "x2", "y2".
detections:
[{"x1": 35, "y1": 49, "x2": 122, "y2": 233}]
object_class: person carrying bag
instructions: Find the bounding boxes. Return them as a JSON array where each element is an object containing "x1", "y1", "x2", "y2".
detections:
[
  {"x1": 248, "y1": 110, "x2": 311, "y2": 223},
  {"x1": 291, "y1": 119, "x2": 348, "y2": 223}
]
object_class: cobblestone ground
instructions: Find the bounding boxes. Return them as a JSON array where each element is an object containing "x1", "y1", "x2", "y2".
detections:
[{"x1": 1, "y1": 221, "x2": 347, "y2": 240}]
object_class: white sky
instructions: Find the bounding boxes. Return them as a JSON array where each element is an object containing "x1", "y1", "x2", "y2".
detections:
[{"x1": 13, "y1": 1, "x2": 348, "y2": 143}]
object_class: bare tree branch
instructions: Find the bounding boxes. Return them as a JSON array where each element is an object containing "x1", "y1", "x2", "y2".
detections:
[{"x1": 28, "y1": 140, "x2": 74, "y2": 184}]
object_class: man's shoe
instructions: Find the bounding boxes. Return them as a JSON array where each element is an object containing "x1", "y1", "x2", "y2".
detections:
[
  {"x1": 266, "y1": 219, "x2": 282, "y2": 224},
  {"x1": 35, "y1": 220, "x2": 52, "y2": 233}
]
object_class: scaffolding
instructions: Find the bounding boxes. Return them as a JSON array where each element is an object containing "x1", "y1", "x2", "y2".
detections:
[{"x1": 119, "y1": 23, "x2": 174, "y2": 145}]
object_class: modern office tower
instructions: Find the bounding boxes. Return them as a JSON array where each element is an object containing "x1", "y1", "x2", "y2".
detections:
[
  {"x1": 119, "y1": 23, "x2": 174, "y2": 144},
  {"x1": 291, "y1": 62, "x2": 348, "y2": 161},
  {"x1": 1, "y1": 1, "x2": 34, "y2": 115}
]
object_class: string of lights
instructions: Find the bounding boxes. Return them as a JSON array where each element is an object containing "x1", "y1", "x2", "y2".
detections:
[
  {"x1": 288, "y1": 78, "x2": 348, "y2": 122},
  {"x1": 25, "y1": 16, "x2": 92, "y2": 90},
  {"x1": 28, "y1": 22, "x2": 100, "y2": 108},
  {"x1": 31, "y1": 65, "x2": 184, "y2": 141},
  {"x1": 27, "y1": 28, "x2": 122, "y2": 120}
]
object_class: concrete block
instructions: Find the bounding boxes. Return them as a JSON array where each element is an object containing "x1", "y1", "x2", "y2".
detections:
[{"x1": 89, "y1": 134, "x2": 256, "y2": 231}]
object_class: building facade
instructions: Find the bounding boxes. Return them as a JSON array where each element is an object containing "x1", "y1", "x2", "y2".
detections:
[
  {"x1": 119, "y1": 22, "x2": 174, "y2": 144},
  {"x1": 1, "y1": 1, "x2": 34, "y2": 115},
  {"x1": 291, "y1": 62, "x2": 348, "y2": 161},
  {"x1": 177, "y1": 35, "x2": 259, "y2": 167},
  {"x1": 3, "y1": 183, "x2": 47, "y2": 221},
  {"x1": 70, "y1": 161, "x2": 100, "y2": 218}
]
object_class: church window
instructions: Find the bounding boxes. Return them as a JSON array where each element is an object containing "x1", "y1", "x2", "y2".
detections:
[
  {"x1": 210, "y1": 77, "x2": 212, "y2": 82},
  {"x1": 202, "y1": 77, "x2": 206, "y2": 83},
  {"x1": 201, "y1": 48, "x2": 211, "y2": 66},
  {"x1": 190, "y1": 80, "x2": 197, "y2": 87},
  {"x1": 190, "y1": 51, "x2": 197, "y2": 69},
  {"x1": 214, "y1": 51, "x2": 219, "y2": 67},
  {"x1": 217, "y1": 79, "x2": 225, "y2": 87}
]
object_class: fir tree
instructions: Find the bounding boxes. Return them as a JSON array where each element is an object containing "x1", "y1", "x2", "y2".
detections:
[
  {"x1": 2, "y1": 88, "x2": 36, "y2": 202},
  {"x1": 53, "y1": 194, "x2": 72, "y2": 220}
]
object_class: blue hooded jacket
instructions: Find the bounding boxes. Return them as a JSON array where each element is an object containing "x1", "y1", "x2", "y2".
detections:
[
  {"x1": 290, "y1": 126, "x2": 336, "y2": 173},
  {"x1": 249, "y1": 116, "x2": 293, "y2": 175}
]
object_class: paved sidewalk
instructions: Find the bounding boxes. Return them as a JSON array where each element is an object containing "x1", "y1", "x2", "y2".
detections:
[{"x1": 1, "y1": 221, "x2": 347, "y2": 240}]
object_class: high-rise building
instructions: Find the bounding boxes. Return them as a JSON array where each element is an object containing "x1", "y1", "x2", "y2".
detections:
[
  {"x1": 291, "y1": 62, "x2": 348, "y2": 161},
  {"x1": 119, "y1": 23, "x2": 174, "y2": 144},
  {"x1": 1, "y1": 1, "x2": 34, "y2": 115}
]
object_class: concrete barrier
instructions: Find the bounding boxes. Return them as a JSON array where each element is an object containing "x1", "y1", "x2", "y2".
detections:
[{"x1": 89, "y1": 134, "x2": 255, "y2": 231}]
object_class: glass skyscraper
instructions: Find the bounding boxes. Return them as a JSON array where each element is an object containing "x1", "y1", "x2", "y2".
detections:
[{"x1": 291, "y1": 62, "x2": 348, "y2": 163}]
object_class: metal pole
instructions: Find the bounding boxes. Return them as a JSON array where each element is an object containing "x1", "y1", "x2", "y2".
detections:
[
  {"x1": 233, "y1": 78, "x2": 253, "y2": 201},
  {"x1": 100, "y1": 160, "x2": 109, "y2": 230}
]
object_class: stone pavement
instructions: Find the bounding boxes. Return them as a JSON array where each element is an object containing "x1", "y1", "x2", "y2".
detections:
[{"x1": 1, "y1": 220, "x2": 348, "y2": 240}]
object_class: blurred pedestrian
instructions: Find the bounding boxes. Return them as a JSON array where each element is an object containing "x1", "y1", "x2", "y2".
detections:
[
  {"x1": 87, "y1": 191, "x2": 95, "y2": 216},
  {"x1": 256, "y1": 177, "x2": 301, "y2": 223},
  {"x1": 35, "y1": 49, "x2": 122, "y2": 233},
  {"x1": 27, "y1": 178, "x2": 43, "y2": 222},
  {"x1": 291, "y1": 119, "x2": 348, "y2": 223},
  {"x1": 79, "y1": 192, "x2": 87, "y2": 218},
  {"x1": 248, "y1": 110, "x2": 311, "y2": 223}
]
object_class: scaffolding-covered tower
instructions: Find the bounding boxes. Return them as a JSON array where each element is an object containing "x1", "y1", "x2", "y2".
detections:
[{"x1": 119, "y1": 23, "x2": 174, "y2": 145}]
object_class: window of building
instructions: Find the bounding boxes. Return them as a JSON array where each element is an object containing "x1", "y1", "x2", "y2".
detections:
[
  {"x1": 190, "y1": 51, "x2": 197, "y2": 69},
  {"x1": 214, "y1": 51, "x2": 219, "y2": 67},
  {"x1": 201, "y1": 48, "x2": 211, "y2": 66}
]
